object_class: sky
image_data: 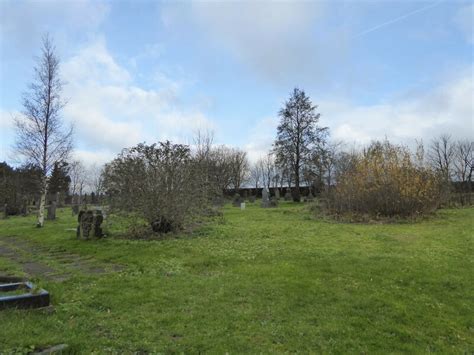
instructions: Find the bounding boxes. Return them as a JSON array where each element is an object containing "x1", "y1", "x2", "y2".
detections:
[{"x1": 0, "y1": 0, "x2": 472, "y2": 166}]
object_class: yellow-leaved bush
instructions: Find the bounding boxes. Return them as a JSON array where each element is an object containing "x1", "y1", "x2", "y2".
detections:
[{"x1": 326, "y1": 141, "x2": 444, "y2": 219}]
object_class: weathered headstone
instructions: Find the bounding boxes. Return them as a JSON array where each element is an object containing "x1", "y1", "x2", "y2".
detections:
[
  {"x1": 240, "y1": 202, "x2": 246, "y2": 210},
  {"x1": 306, "y1": 192, "x2": 314, "y2": 202},
  {"x1": 56, "y1": 191, "x2": 62, "y2": 207},
  {"x1": 46, "y1": 202, "x2": 56, "y2": 220},
  {"x1": 232, "y1": 193, "x2": 242, "y2": 207},
  {"x1": 71, "y1": 205, "x2": 79, "y2": 215},
  {"x1": 275, "y1": 189, "x2": 280, "y2": 199},
  {"x1": 77, "y1": 210, "x2": 104, "y2": 239},
  {"x1": 269, "y1": 196, "x2": 279, "y2": 207},
  {"x1": 261, "y1": 188, "x2": 270, "y2": 208},
  {"x1": 284, "y1": 191, "x2": 292, "y2": 201},
  {"x1": 21, "y1": 200, "x2": 28, "y2": 216}
]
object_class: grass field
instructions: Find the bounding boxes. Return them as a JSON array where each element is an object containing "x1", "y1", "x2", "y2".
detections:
[{"x1": 0, "y1": 202, "x2": 473, "y2": 353}]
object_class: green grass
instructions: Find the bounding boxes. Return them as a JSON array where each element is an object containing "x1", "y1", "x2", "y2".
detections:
[{"x1": 0, "y1": 203, "x2": 473, "y2": 353}]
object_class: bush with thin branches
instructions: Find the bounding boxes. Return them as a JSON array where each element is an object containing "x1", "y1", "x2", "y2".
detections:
[{"x1": 325, "y1": 141, "x2": 444, "y2": 220}]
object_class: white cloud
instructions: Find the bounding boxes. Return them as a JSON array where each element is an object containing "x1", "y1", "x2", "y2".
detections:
[
  {"x1": 244, "y1": 116, "x2": 279, "y2": 164},
  {"x1": 71, "y1": 149, "x2": 115, "y2": 169},
  {"x1": 61, "y1": 38, "x2": 214, "y2": 163},
  {"x1": 0, "y1": 110, "x2": 21, "y2": 162},
  {"x1": 161, "y1": 1, "x2": 339, "y2": 85},
  {"x1": 244, "y1": 66, "x2": 473, "y2": 157},
  {"x1": 0, "y1": 0, "x2": 109, "y2": 53},
  {"x1": 0, "y1": 110, "x2": 15, "y2": 130},
  {"x1": 62, "y1": 37, "x2": 131, "y2": 85},
  {"x1": 321, "y1": 66, "x2": 474, "y2": 145}
]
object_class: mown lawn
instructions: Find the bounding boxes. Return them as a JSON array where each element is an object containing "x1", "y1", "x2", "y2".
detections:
[{"x1": 0, "y1": 202, "x2": 473, "y2": 353}]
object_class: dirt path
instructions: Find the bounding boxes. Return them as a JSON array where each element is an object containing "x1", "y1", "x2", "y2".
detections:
[{"x1": 0, "y1": 236, "x2": 123, "y2": 282}]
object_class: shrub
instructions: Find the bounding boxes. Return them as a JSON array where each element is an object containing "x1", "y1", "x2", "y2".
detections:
[
  {"x1": 325, "y1": 141, "x2": 444, "y2": 219},
  {"x1": 103, "y1": 141, "x2": 208, "y2": 234}
]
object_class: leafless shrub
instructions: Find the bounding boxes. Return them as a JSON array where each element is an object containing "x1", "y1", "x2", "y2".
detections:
[{"x1": 325, "y1": 140, "x2": 444, "y2": 220}]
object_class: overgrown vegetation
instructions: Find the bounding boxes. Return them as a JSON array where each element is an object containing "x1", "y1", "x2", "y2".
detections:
[
  {"x1": 103, "y1": 141, "x2": 208, "y2": 234},
  {"x1": 324, "y1": 141, "x2": 443, "y2": 220}
]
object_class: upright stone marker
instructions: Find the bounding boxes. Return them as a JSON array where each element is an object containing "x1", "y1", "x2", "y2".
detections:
[
  {"x1": 47, "y1": 202, "x2": 56, "y2": 220},
  {"x1": 261, "y1": 188, "x2": 270, "y2": 208},
  {"x1": 21, "y1": 200, "x2": 28, "y2": 216},
  {"x1": 232, "y1": 193, "x2": 242, "y2": 207},
  {"x1": 77, "y1": 210, "x2": 104, "y2": 239},
  {"x1": 275, "y1": 189, "x2": 280, "y2": 199},
  {"x1": 240, "y1": 202, "x2": 246, "y2": 210}
]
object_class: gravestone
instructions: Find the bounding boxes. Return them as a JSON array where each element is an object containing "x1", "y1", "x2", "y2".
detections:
[
  {"x1": 46, "y1": 202, "x2": 56, "y2": 220},
  {"x1": 232, "y1": 193, "x2": 242, "y2": 207},
  {"x1": 275, "y1": 189, "x2": 280, "y2": 199},
  {"x1": 77, "y1": 210, "x2": 104, "y2": 239},
  {"x1": 56, "y1": 191, "x2": 62, "y2": 207},
  {"x1": 72, "y1": 205, "x2": 79, "y2": 215},
  {"x1": 306, "y1": 192, "x2": 314, "y2": 202},
  {"x1": 240, "y1": 202, "x2": 246, "y2": 210},
  {"x1": 261, "y1": 188, "x2": 270, "y2": 208},
  {"x1": 269, "y1": 196, "x2": 279, "y2": 207},
  {"x1": 21, "y1": 200, "x2": 28, "y2": 216},
  {"x1": 284, "y1": 191, "x2": 292, "y2": 201}
]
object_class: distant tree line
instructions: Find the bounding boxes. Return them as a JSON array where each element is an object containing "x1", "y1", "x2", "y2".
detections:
[
  {"x1": 0, "y1": 161, "x2": 67, "y2": 215},
  {"x1": 6, "y1": 34, "x2": 472, "y2": 228}
]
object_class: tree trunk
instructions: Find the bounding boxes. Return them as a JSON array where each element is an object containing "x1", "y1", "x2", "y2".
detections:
[
  {"x1": 37, "y1": 177, "x2": 48, "y2": 227},
  {"x1": 294, "y1": 178, "x2": 301, "y2": 202},
  {"x1": 294, "y1": 161, "x2": 301, "y2": 202}
]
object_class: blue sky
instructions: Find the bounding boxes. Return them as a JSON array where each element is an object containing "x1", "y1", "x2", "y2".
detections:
[{"x1": 1, "y1": 0, "x2": 472, "y2": 165}]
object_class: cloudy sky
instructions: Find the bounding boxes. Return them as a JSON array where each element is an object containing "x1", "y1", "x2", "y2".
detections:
[{"x1": 0, "y1": 0, "x2": 472, "y2": 165}]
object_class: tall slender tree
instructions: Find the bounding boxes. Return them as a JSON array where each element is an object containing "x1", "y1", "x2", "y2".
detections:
[
  {"x1": 14, "y1": 34, "x2": 73, "y2": 227},
  {"x1": 274, "y1": 88, "x2": 327, "y2": 202}
]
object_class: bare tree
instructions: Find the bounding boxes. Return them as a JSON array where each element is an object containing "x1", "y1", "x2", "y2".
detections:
[
  {"x1": 14, "y1": 35, "x2": 73, "y2": 227},
  {"x1": 229, "y1": 148, "x2": 249, "y2": 191},
  {"x1": 322, "y1": 141, "x2": 343, "y2": 191},
  {"x1": 208, "y1": 145, "x2": 234, "y2": 195},
  {"x1": 453, "y1": 140, "x2": 473, "y2": 205},
  {"x1": 334, "y1": 149, "x2": 358, "y2": 184},
  {"x1": 428, "y1": 134, "x2": 455, "y2": 181},
  {"x1": 69, "y1": 160, "x2": 86, "y2": 203},
  {"x1": 260, "y1": 153, "x2": 276, "y2": 190},
  {"x1": 249, "y1": 161, "x2": 263, "y2": 190},
  {"x1": 454, "y1": 140, "x2": 473, "y2": 183},
  {"x1": 87, "y1": 164, "x2": 105, "y2": 197}
]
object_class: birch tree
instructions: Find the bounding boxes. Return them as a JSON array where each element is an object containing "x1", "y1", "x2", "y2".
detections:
[{"x1": 14, "y1": 34, "x2": 73, "y2": 227}]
